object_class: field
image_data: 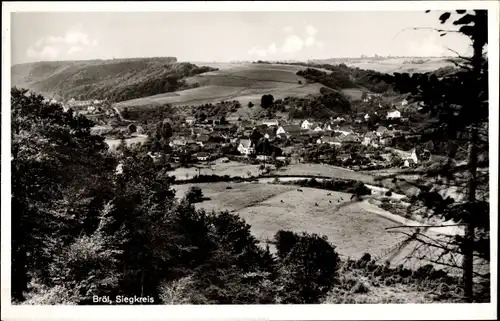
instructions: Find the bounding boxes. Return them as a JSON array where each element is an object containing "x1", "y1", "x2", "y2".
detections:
[
  {"x1": 172, "y1": 182, "x2": 407, "y2": 260},
  {"x1": 169, "y1": 159, "x2": 270, "y2": 180},
  {"x1": 276, "y1": 163, "x2": 377, "y2": 184},
  {"x1": 114, "y1": 63, "x2": 325, "y2": 108},
  {"x1": 310, "y1": 57, "x2": 455, "y2": 74}
]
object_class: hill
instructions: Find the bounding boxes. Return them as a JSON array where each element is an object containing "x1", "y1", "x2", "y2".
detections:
[
  {"x1": 11, "y1": 57, "x2": 218, "y2": 102},
  {"x1": 309, "y1": 57, "x2": 455, "y2": 74},
  {"x1": 114, "y1": 63, "x2": 326, "y2": 109}
]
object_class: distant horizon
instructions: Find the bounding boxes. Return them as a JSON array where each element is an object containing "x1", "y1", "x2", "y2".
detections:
[
  {"x1": 11, "y1": 54, "x2": 456, "y2": 67},
  {"x1": 11, "y1": 11, "x2": 472, "y2": 66}
]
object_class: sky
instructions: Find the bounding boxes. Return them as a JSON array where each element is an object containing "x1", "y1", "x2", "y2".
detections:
[{"x1": 10, "y1": 11, "x2": 473, "y2": 65}]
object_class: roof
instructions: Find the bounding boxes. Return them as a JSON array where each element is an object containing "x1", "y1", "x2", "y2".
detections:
[
  {"x1": 239, "y1": 139, "x2": 253, "y2": 148},
  {"x1": 197, "y1": 134, "x2": 210, "y2": 142},
  {"x1": 322, "y1": 136, "x2": 341, "y2": 143},
  {"x1": 197, "y1": 152, "x2": 209, "y2": 157},
  {"x1": 341, "y1": 134, "x2": 361, "y2": 143},
  {"x1": 280, "y1": 125, "x2": 302, "y2": 133},
  {"x1": 186, "y1": 116, "x2": 195, "y2": 120},
  {"x1": 377, "y1": 126, "x2": 388, "y2": 133},
  {"x1": 365, "y1": 131, "x2": 377, "y2": 139}
]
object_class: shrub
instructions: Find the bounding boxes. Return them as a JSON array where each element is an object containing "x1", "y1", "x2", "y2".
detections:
[
  {"x1": 385, "y1": 190, "x2": 393, "y2": 197},
  {"x1": 351, "y1": 281, "x2": 370, "y2": 294},
  {"x1": 185, "y1": 186, "x2": 203, "y2": 203},
  {"x1": 248, "y1": 101, "x2": 254, "y2": 108},
  {"x1": 276, "y1": 231, "x2": 339, "y2": 303}
]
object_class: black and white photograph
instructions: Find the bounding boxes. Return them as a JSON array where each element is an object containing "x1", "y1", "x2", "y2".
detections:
[{"x1": 1, "y1": 1, "x2": 498, "y2": 320}]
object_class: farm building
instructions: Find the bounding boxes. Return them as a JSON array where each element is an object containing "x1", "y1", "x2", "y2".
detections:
[{"x1": 237, "y1": 139, "x2": 255, "y2": 155}]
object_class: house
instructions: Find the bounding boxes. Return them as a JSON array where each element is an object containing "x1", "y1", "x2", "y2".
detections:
[
  {"x1": 313, "y1": 124, "x2": 324, "y2": 132},
  {"x1": 364, "y1": 113, "x2": 371, "y2": 121},
  {"x1": 332, "y1": 116, "x2": 346, "y2": 123},
  {"x1": 196, "y1": 152, "x2": 210, "y2": 161},
  {"x1": 237, "y1": 139, "x2": 255, "y2": 155},
  {"x1": 192, "y1": 127, "x2": 211, "y2": 136},
  {"x1": 362, "y1": 131, "x2": 378, "y2": 146},
  {"x1": 410, "y1": 146, "x2": 431, "y2": 164},
  {"x1": 333, "y1": 125, "x2": 353, "y2": 136},
  {"x1": 404, "y1": 158, "x2": 417, "y2": 168},
  {"x1": 276, "y1": 125, "x2": 303, "y2": 137},
  {"x1": 227, "y1": 116, "x2": 242, "y2": 124},
  {"x1": 264, "y1": 126, "x2": 277, "y2": 139},
  {"x1": 376, "y1": 126, "x2": 389, "y2": 137},
  {"x1": 354, "y1": 117, "x2": 363, "y2": 124},
  {"x1": 214, "y1": 124, "x2": 237, "y2": 133},
  {"x1": 170, "y1": 138, "x2": 187, "y2": 147},
  {"x1": 401, "y1": 99, "x2": 409, "y2": 106},
  {"x1": 243, "y1": 130, "x2": 253, "y2": 137},
  {"x1": 301, "y1": 120, "x2": 314, "y2": 130},
  {"x1": 185, "y1": 116, "x2": 196, "y2": 125},
  {"x1": 379, "y1": 133, "x2": 393, "y2": 146},
  {"x1": 261, "y1": 119, "x2": 279, "y2": 127},
  {"x1": 148, "y1": 152, "x2": 166, "y2": 166},
  {"x1": 196, "y1": 134, "x2": 210, "y2": 146},
  {"x1": 340, "y1": 133, "x2": 361, "y2": 145},
  {"x1": 318, "y1": 136, "x2": 342, "y2": 146},
  {"x1": 323, "y1": 122, "x2": 336, "y2": 131},
  {"x1": 276, "y1": 156, "x2": 287, "y2": 162},
  {"x1": 257, "y1": 155, "x2": 272, "y2": 161},
  {"x1": 387, "y1": 110, "x2": 401, "y2": 119}
]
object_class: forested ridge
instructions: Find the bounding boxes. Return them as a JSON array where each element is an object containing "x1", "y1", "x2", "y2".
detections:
[{"x1": 11, "y1": 57, "x2": 218, "y2": 103}]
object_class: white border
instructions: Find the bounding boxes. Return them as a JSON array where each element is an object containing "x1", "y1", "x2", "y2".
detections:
[{"x1": 1, "y1": 2, "x2": 498, "y2": 321}]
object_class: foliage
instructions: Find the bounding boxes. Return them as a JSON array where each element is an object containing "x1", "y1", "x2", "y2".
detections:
[
  {"x1": 275, "y1": 231, "x2": 339, "y2": 303},
  {"x1": 185, "y1": 186, "x2": 204, "y2": 204},
  {"x1": 261, "y1": 94, "x2": 275, "y2": 109},
  {"x1": 12, "y1": 58, "x2": 218, "y2": 102}
]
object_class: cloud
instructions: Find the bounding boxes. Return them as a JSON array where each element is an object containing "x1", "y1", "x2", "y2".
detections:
[
  {"x1": 26, "y1": 25, "x2": 98, "y2": 61},
  {"x1": 306, "y1": 25, "x2": 317, "y2": 37},
  {"x1": 67, "y1": 46, "x2": 83, "y2": 55},
  {"x1": 249, "y1": 24, "x2": 324, "y2": 58},
  {"x1": 281, "y1": 35, "x2": 304, "y2": 53},
  {"x1": 305, "y1": 36, "x2": 315, "y2": 47},
  {"x1": 407, "y1": 34, "x2": 447, "y2": 56}
]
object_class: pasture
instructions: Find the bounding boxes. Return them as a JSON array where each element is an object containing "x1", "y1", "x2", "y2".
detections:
[
  {"x1": 172, "y1": 181, "x2": 407, "y2": 260},
  {"x1": 104, "y1": 134, "x2": 148, "y2": 150},
  {"x1": 277, "y1": 163, "x2": 376, "y2": 184},
  {"x1": 114, "y1": 63, "x2": 324, "y2": 109},
  {"x1": 347, "y1": 57, "x2": 454, "y2": 74},
  {"x1": 169, "y1": 159, "x2": 271, "y2": 180}
]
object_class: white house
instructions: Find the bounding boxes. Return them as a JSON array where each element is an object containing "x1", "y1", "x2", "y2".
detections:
[
  {"x1": 185, "y1": 116, "x2": 196, "y2": 125},
  {"x1": 256, "y1": 155, "x2": 272, "y2": 161},
  {"x1": 364, "y1": 113, "x2": 370, "y2": 121},
  {"x1": 262, "y1": 119, "x2": 279, "y2": 127},
  {"x1": 333, "y1": 125, "x2": 353, "y2": 136},
  {"x1": 318, "y1": 136, "x2": 341, "y2": 146},
  {"x1": 401, "y1": 99, "x2": 409, "y2": 106},
  {"x1": 362, "y1": 131, "x2": 378, "y2": 146},
  {"x1": 409, "y1": 147, "x2": 431, "y2": 164},
  {"x1": 313, "y1": 125, "x2": 324, "y2": 132},
  {"x1": 197, "y1": 152, "x2": 209, "y2": 161},
  {"x1": 376, "y1": 126, "x2": 389, "y2": 137},
  {"x1": 404, "y1": 158, "x2": 417, "y2": 168},
  {"x1": 237, "y1": 139, "x2": 255, "y2": 155},
  {"x1": 301, "y1": 120, "x2": 313, "y2": 130},
  {"x1": 387, "y1": 110, "x2": 402, "y2": 119}
]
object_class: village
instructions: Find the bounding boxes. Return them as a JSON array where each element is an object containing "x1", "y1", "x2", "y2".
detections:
[{"x1": 54, "y1": 92, "x2": 439, "y2": 174}]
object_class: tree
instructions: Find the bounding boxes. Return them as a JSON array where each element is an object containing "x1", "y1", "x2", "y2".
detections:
[
  {"x1": 261, "y1": 94, "x2": 274, "y2": 109},
  {"x1": 275, "y1": 231, "x2": 339, "y2": 303},
  {"x1": 185, "y1": 186, "x2": 204, "y2": 204},
  {"x1": 128, "y1": 123, "x2": 137, "y2": 134},
  {"x1": 372, "y1": 10, "x2": 489, "y2": 302},
  {"x1": 248, "y1": 101, "x2": 254, "y2": 108},
  {"x1": 11, "y1": 88, "x2": 116, "y2": 302}
]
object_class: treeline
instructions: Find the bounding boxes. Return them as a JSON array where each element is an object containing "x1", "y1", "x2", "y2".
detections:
[
  {"x1": 12, "y1": 59, "x2": 217, "y2": 103},
  {"x1": 294, "y1": 63, "x2": 392, "y2": 93},
  {"x1": 263, "y1": 91, "x2": 351, "y2": 120}
]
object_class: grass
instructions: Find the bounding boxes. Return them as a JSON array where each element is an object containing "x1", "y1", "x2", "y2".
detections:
[
  {"x1": 277, "y1": 163, "x2": 377, "y2": 184},
  {"x1": 169, "y1": 159, "x2": 269, "y2": 180},
  {"x1": 115, "y1": 64, "x2": 324, "y2": 108},
  {"x1": 172, "y1": 182, "x2": 407, "y2": 260}
]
